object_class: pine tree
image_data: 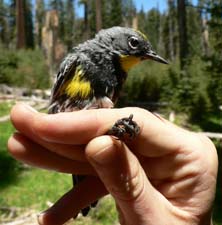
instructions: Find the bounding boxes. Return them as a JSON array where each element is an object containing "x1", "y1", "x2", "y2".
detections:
[
  {"x1": 64, "y1": 0, "x2": 75, "y2": 50},
  {"x1": 109, "y1": 0, "x2": 122, "y2": 26},
  {"x1": 78, "y1": 0, "x2": 90, "y2": 39},
  {"x1": 0, "y1": 0, "x2": 7, "y2": 45},
  {"x1": 206, "y1": 1, "x2": 222, "y2": 111},
  {"x1": 186, "y1": 5, "x2": 202, "y2": 56},
  {"x1": 197, "y1": 0, "x2": 210, "y2": 56},
  {"x1": 99, "y1": 0, "x2": 123, "y2": 28},
  {"x1": 145, "y1": 9, "x2": 161, "y2": 52},
  {"x1": 162, "y1": 1, "x2": 178, "y2": 60},
  {"x1": 101, "y1": 0, "x2": 109, "y2": 28},
  {"x1": 168, "y1": 0, "x2": 177, "y2": 60},
  {"x1": 8, "y1": 0, "x2": 16, "y2": 46},
  {"x1": 88, "y1": 0, "x2": 96, "y2": 36},
  {"x1": 49, "y1": 0, "x2": 61, "y2": 10},
  {"x1": 137, "y1": 6, "x2": 146, "y2": 33},
  {"x1": 177, "y1": 0, "x2": 188, "y2": 69}
]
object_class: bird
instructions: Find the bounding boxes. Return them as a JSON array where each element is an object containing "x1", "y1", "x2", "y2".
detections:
[{"x1": 48, "y1": 26, "x2": 168, "y2": 217}]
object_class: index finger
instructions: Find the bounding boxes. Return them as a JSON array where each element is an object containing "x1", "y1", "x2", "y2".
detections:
[{"x1": 10, "y1": 103, "x2": 185, "y2": 157}]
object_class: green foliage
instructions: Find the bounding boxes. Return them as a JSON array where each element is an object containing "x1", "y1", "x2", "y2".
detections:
[
  {"x1": 121, "y1": 61, "x2": 168, "y2": 106},
  {"x1": 186, "y1": 7, "x2": 202, "y2": 56},
  {"x1": 7, "y1": 0, "x2": 16, "y2": 46},
  {"x1": 89, "y1": 0, "x2": 123, "y2": 37},
  {"x1": 0, "y1": 47, "x2": 18, "y2": 84},
  {"x1": 0, "y1": 119, "x2": 71, "y2": 212},
  {"x1": 205, "y1": 1, "x2": 222, "y2": 111},
  {"x1": 0, "y1": 121, "x2": 19, "y2": 192},
  {"x1": 120, "y1": 55, "x2": 214, "y2": 124},
  {"x1": 108, "y1": 0, "x2": 123, "y2": 27},
  {"x1": 64, "y1": 0, "x2": 75, "y2": 50},
  {"x1": 88, "y1": 1, "x2": 96, "y2": 36},
  {"x1": 162, "y1": 0, "x2": 178, "y2": 60},
  {"x1": 206, "y1": 55, "x2": 222, "y2": 111},
  {"x1": 73, "y1": 197, "x2": 117, "y2": 225},
  {"x1": 0, "y1": 102, "x2": 14, "y2": 117},
  {"x1": 160, "y1": 60, "x2": 180, "y2": 108},
  {"x1": 160, "y1": 57, "x2": 211, "y2": 121},
  {"x1": 0, "y1": 0, "x2": 7, "y2": 44},
  {"x1": 0, "y1": 168, "x2": 72, "y2": 210},
  {"x1": 0, "y1": 47, "x2": 49, "y2": 89},
  {"x1": 181, "y1": 57, "x2": 211, "y2": 119},
  {"x1": 142, "y1": 9, "x2": 161, "y2": 51}
]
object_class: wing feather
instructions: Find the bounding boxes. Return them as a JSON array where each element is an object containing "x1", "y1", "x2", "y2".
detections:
[{"x1": 49, "y1": 54, "x2": 78, "y2": 105}]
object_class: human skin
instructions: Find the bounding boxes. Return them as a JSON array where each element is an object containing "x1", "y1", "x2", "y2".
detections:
[{"x1": 8, "y1": 103, "x2": 218, "y2": 225}]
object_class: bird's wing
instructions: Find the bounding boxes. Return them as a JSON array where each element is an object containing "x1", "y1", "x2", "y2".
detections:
[
  {"x1": 48, "y1": 52, "x2": 115, "y2": 114},
  {"x1": 48, "y1": 54, "x2": 97, "y2": 113},
  {"x1": 49, "y1": 54, "x2": 78, "y2": 105}
]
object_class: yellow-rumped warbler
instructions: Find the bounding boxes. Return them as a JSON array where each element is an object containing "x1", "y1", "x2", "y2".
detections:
[{"x1": 48, "y1": 26, "x2": 168, "y2": 217}]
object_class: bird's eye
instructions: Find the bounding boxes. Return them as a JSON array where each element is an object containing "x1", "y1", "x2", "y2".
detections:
[{"x1": 128, "y1": 36, "x2": 139, "y2": 49}]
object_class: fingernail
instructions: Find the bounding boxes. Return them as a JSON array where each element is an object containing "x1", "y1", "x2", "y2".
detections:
[
  {"x1": 37, "y1": 212, "x2": 44, "y2": 225},
  {"x1": 89, "y1": 137, "x2": 119, "y2": 165},
  {"x1": 8, "y1": 133, "x2": 24, "y2": 150}
]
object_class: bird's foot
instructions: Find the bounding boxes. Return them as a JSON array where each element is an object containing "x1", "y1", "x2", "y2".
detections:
[{"x1": 107, "y1": 114, "x2": 140, "y2": 140}]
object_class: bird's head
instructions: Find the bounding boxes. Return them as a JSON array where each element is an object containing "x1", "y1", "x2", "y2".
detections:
[{"x1": 95, "y1": 27, "x2": 168, "y2": 72}]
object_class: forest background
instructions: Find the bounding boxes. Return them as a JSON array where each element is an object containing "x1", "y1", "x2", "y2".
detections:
[{"x1": 0, "y1": 0, "x2": 221, "y2": 224}]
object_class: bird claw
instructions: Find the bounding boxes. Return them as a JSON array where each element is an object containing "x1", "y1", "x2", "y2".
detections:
[{"x1": 107, "y1": 114, "x2": 140, "y2": 140}]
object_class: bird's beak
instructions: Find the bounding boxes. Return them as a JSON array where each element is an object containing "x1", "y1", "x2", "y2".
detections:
[{"x1": 143, "y1": 50, "x2": 168, "y2": 64}]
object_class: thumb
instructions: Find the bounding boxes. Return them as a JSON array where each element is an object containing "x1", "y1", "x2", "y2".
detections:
[{"x1": 85, "y1": 136, "x2": 162, "y2": 225}]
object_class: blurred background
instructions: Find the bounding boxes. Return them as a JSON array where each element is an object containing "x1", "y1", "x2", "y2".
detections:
[{"x1": 0, "y1": 0, "x2": 221, "y2": 224}]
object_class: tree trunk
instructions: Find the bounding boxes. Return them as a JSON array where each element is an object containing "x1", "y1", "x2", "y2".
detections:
[
  {"x1": 35, "y1": 0, "x2": 44, "y2": 48},
  {"x1": 0, "y1": 0, "x2": 7, "y2": 44},
  {"x1": 95, "y1": 0, "x2": 102, "y2": 32},
  {"x1": 16, "y1": 0, "x2": 25, "y2": 48},
  {"x1": 177, "y1": 0, "x2": 188, "y2": 69},
  {"x1": 42, "y1": 10, "x2": 66, "y2": 77},
  {"x1": 168, "y1": 0, "x2": 175, "y2": 61},
  {"x1": 201, "y1": 16, "x2": 209, "y2": 56},
  {"x1": 132, "y1": 15, "x2": 138, "y2": 30},
  {"x1": 83, "y1": 1, "x2": 89, "y2": 39}
]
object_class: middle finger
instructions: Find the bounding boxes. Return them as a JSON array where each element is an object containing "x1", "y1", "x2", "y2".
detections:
[{"x1": 8, "y1": 133, "x2": 95, "y2": 175}]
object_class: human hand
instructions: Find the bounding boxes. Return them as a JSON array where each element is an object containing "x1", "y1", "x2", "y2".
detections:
[{"x1": 8, "y1": 103, "x2": 218, "y2": 225}]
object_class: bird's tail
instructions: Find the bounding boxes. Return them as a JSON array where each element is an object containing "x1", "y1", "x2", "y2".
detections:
[{"x1": 72, "y1": 174, "x2": 98, "y2": 217}]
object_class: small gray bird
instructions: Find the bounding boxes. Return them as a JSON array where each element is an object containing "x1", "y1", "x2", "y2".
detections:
[{"x1": 48, "y1": 26, "x2": 168, "y2": 217}]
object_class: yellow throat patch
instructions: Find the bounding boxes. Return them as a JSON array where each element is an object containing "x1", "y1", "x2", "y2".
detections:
[
  {"x1": 64, "y1": 66, "x2": 92, "y2": 99},
  {"x1": 120, "y1": 55, "x2": 141, "y2": 72}
]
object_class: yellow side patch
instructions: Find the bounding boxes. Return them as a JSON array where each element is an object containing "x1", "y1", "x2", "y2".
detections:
[
  {"x1": 120, "y1": 55, "x2": 141, "y2": 72},
  {"x1": 64, "y1": 67, "x2": 92, "y2": 99}
]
